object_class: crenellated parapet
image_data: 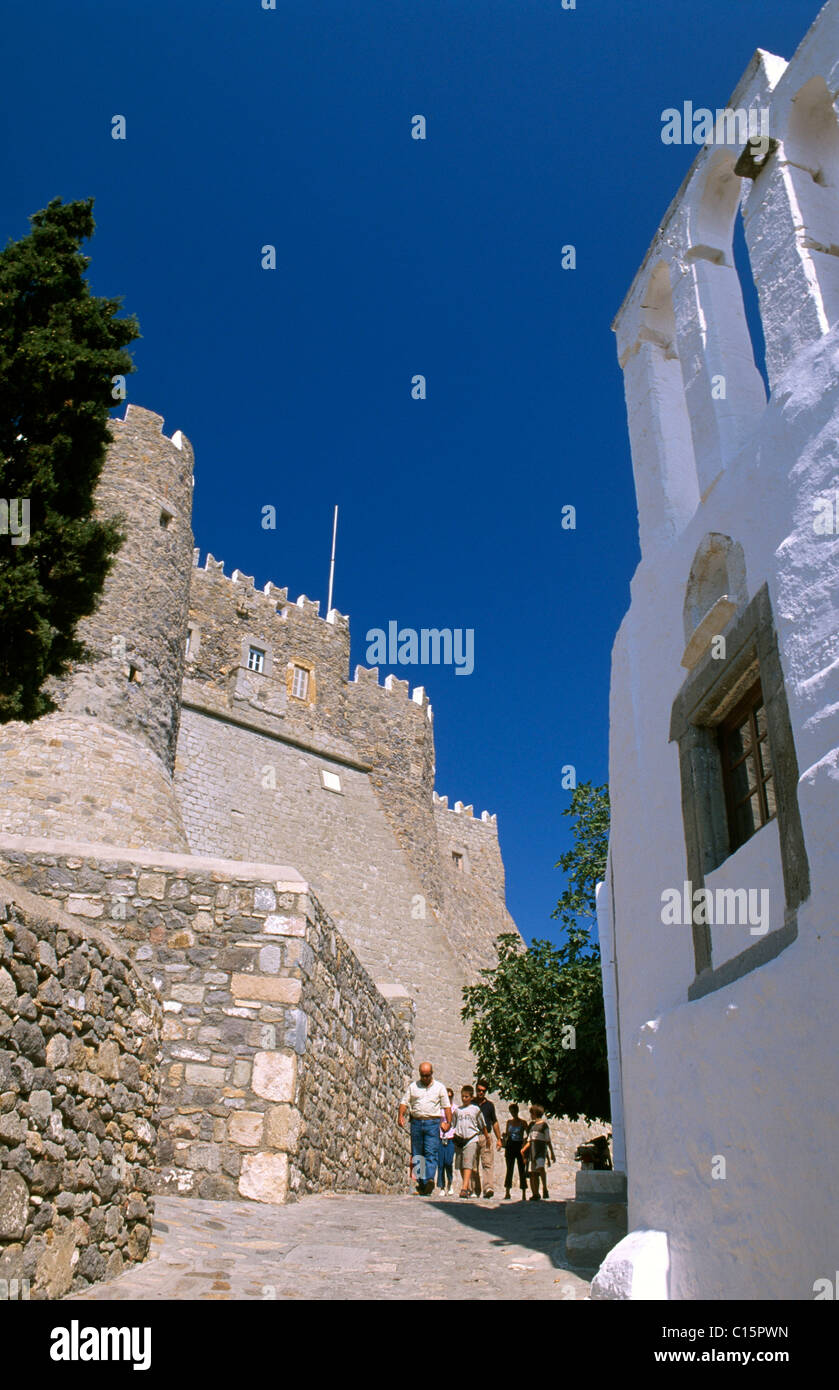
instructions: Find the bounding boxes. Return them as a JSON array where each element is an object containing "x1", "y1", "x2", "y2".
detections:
[
  {"x1": 350, "y1": 665, "x2": 433, "y2": 720},
  {"x1": 432, "y1": 789, "x2": 498, "y2": 829},
  {"x1": 191, "y1": 549, "x2": 350, "y2": 634},
  {"x1": 615, "y1": 0, "x2": 839, "y2": 557}
]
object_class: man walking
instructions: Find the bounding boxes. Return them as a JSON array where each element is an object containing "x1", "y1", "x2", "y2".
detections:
[
  {"x1": 472, "y1": 1080, "x2": 503, "y2": 1198},
  {"x1": 398, "y1": 1062, "x2": 452, "y2": 1195}
]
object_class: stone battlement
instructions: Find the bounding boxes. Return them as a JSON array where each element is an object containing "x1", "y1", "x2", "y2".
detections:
[
  {"x1": 351, "y1": 665, "x2": 432, "y2": 716},
  {"x1": 432, "y1": 790, "x2": 498, "y2": 828},
  {"x1": 193, "y1": 549, "x2": 350, "y2": 633}
]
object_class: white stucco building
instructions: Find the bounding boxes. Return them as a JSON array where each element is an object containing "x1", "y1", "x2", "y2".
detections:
[{"x1": 594, "y1": 1, "x2": 839, "y2": 1300}]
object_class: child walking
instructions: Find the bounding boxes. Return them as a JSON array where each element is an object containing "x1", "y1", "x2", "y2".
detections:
[{"x1": 521, "y1": 1104, "x2": 556, "y2": 1200}]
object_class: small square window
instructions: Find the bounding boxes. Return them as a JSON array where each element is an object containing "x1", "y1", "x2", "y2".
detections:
[
  {"x1": 320, "y1": 769, "x2": 342, "y2": 793},
  {"x1": 248, "y1": 646, "x2": 265, "y2": 673},
  {"x1": 159, "y1": 509, "x2": 173, "y2": 529},
  {"x1": 291, "y1": 665, "x2": 310, "y2": 700}
]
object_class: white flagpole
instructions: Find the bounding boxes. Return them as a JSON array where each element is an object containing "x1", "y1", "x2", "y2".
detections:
[{"x1": 327, "y1": 505, "x2": 338, "y2": 614}]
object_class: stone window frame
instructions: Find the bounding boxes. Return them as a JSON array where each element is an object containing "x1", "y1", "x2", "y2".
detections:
[
  {"x1": 287, "y1": 660, "x2": 316, "y2": 706},
  {"x1": 185, "y1": 623, "x2": 201, "y2": 661},
  {"x1": 669, "y1": 583, "x2": 810, "y2": 1001},
  {"x1": 238, "y1": 639, "x2": 273, "y2": 679},
  {"x1": 319, "y1": 768, "x2": 342, "y2": 794}
]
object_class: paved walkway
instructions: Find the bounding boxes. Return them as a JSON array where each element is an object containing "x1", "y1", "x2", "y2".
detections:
[{"x1": 68, "y1": 1191, "x2": 593, "y2": 1301}]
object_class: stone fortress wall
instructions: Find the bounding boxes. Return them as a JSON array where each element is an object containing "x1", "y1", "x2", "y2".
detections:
[
  {"x1": 0, "y1": 879, "x2": 159, "y2": 1299},
  {"x1": 174, "y1": 522, "x2": 520, "y2": 1094},
  {"x1": 0, "y1": 401, "x2": 525, "y2": 1259},
  {"x1": 0, "y1": 838, "x2": 414, "y2": 1206}
]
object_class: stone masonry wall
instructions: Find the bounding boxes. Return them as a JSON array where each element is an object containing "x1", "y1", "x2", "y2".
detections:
[
  {"x1": 0, "y1": 879, "x2": 160, "y2": 1299},
  {"x1": 175, "y1": 707, "x2": 478, "y2": 1092},
  {"x1": 0, "y1": 836, "x2": 414, "y2": 1205},
  {"x1": 289, "y1": 891, "x2": 414, "y2": 1196}
]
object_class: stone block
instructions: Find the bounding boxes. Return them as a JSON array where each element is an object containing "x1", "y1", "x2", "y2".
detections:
[
  {"x1": 254, "y1": 887, "x2": 277, "y2": 912},
  {"x1": 239, "y1": 1151, "x2": 288, "y2": 1204},
  {"x1": 575, "y1": 1170, "x2": 628, "y2": 1200},
  {"x1": 566, "y1": 1200, "x2": 628, "y2": 1237},
  {"x1": 258, "y1": 945, "x2": 283, "y2": 974},
  {"x1": 184, "y1": 1064, "x2": 226, "y2": 1086},
  {"x1": 137, "y1": 874, "x2": 166, "y2": 900},
  {"x1": 264, "y1": 1104, "x2": 302, "y2": 1153},
  {"x1": 188, "y1": 1142, "x2": 220, "y2": 1172},
  {"x1": 0, "y1": 967, "x2": 17, "y2": 1009},
  {"x1": 232, "y1": 1060, "x2": 252, "y2": 1088},
  {"x1": 263, "y1": 915, "x2": 306, "y2": 937},
  {"x1": 95, "y1": 1040, "x2": 121, "y2": 1081},
  {"x1": 65, "y1": 896, "x2": 104, "y2": 918},
  {"x1": 170, "y1": 983, "x2": 205, "y2": 1004},
  {"x1": 0, "y1": 1171, "x2": 29, "y2": 1239},
  {"x1": 229, "y1": 1111, "x2": 264, "y2": 1147},
  {"x1": 33, "y1": 1223, "x2": 78, "y2": 1299},
  {"x1": 231, "y1": 974, "x2": 301, "y2": 1004},
  {"x1": 252, "y1": 1051, "x2": 296, "y2": 1102}
]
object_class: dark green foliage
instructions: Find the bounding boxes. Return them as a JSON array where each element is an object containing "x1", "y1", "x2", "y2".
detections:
[
  {"x1": 461, "y1": 782, "x2": 611, "y2": 1121},
  {"x1": 0, "y1": 197, "x2": 138, "y2": 722}
]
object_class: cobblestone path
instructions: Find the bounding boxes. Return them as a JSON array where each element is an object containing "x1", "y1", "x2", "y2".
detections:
[{"x1": 67, "y1": 1192, "x2": 593, "y2": 1301}]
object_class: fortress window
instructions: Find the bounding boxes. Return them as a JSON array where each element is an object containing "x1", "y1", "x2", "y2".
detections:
[
  {"x1": 159, "y1": 509, "x2": 173, "y2": 529},
  {"x1": 247, "y1": 646, "x2": 265, "y2": 674},
  {"x1": 719, "y1": 682, "x2": 776, "y2": 853},
  {"x1": 320, "y1": 769, "x2": 342, "y2": 793},
  {"x1": 291, "y1": 665, "x2": 309, "y2": 700},
  {"x1": 452, "y1": 851, "x2": 464, "y2": 871}
]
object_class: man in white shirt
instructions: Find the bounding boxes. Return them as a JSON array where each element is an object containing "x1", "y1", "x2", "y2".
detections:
[{"x1": 398, "y1": 1061, "x2": 453, "y2": 1195}]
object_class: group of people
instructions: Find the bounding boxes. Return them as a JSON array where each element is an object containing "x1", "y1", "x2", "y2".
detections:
[{"x1": 397, "y1": 1062, "x2": 556, "y2": 1201}]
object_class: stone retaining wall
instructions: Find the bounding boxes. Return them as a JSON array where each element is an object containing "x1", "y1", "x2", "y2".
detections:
[
  {"x1": 0, "y1": 879, "x2": 160, "y2": 1299},
  {"x1": 0, "y1": 836, "x2": 415, "y2": 1205}
]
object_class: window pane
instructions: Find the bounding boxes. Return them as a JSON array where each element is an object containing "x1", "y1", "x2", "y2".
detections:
[
  {"x1": 733, "y1": 792, "x2": 760, "y2": 846},
  {"x1": 755, "y1": 703, "x2": 768, "y2": 739},
  {"x1": 727, "y1": 717, "x2": 752, "y2": 763},
  {"x1": 729, "y1": 751, "x2": 757, "y2": 806},
  {"x1": 756, "y1": 737, "x2": 773, "y2": 781}
]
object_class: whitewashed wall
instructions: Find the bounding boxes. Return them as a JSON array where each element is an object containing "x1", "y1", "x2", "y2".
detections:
[{"x1": 599, "y1": 0, "x2": 839, "y2": 1300}]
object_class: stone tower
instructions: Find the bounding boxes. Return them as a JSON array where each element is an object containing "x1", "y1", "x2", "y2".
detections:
[{"x1": 0, "y1": 405, "x2": 193, "y2": 850}]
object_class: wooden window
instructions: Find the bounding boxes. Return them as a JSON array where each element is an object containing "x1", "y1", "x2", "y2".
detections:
[
  {"x1": 291, "y1": 665, "x2": 309, "y2": 700},
  {"x1": 247, "y1": 646, "x2": 265, "y2": 673},
  {"x1": 719, "y1": 682, "x2": 776, "y2": 852}
]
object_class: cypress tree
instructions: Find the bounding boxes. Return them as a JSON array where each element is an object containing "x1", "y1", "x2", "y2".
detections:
[{"x1": 0, "y1": 197, "x2": 139, "y2": 722}]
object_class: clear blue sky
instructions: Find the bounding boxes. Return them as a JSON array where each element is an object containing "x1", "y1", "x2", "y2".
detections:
[{"x1": 1, "y1": 0, "x2": 812, "y2": 946}]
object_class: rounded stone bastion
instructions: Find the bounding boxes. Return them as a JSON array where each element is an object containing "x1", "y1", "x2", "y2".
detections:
[{"x1": 0, "y1": 406, "x2": 193, "y2": 852}]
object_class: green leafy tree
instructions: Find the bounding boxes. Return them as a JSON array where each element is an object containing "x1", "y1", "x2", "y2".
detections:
[
  {"x1": 461, "y1": 782, "x2": 611, "y2": 1120},
  {"x1": 0, "y1": 197, "x2": 139, "y2": 722}
]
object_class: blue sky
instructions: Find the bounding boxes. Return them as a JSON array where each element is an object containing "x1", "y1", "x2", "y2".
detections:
[{"x1": 1, "y1": 0, "x2": 813, "y2": 946}]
